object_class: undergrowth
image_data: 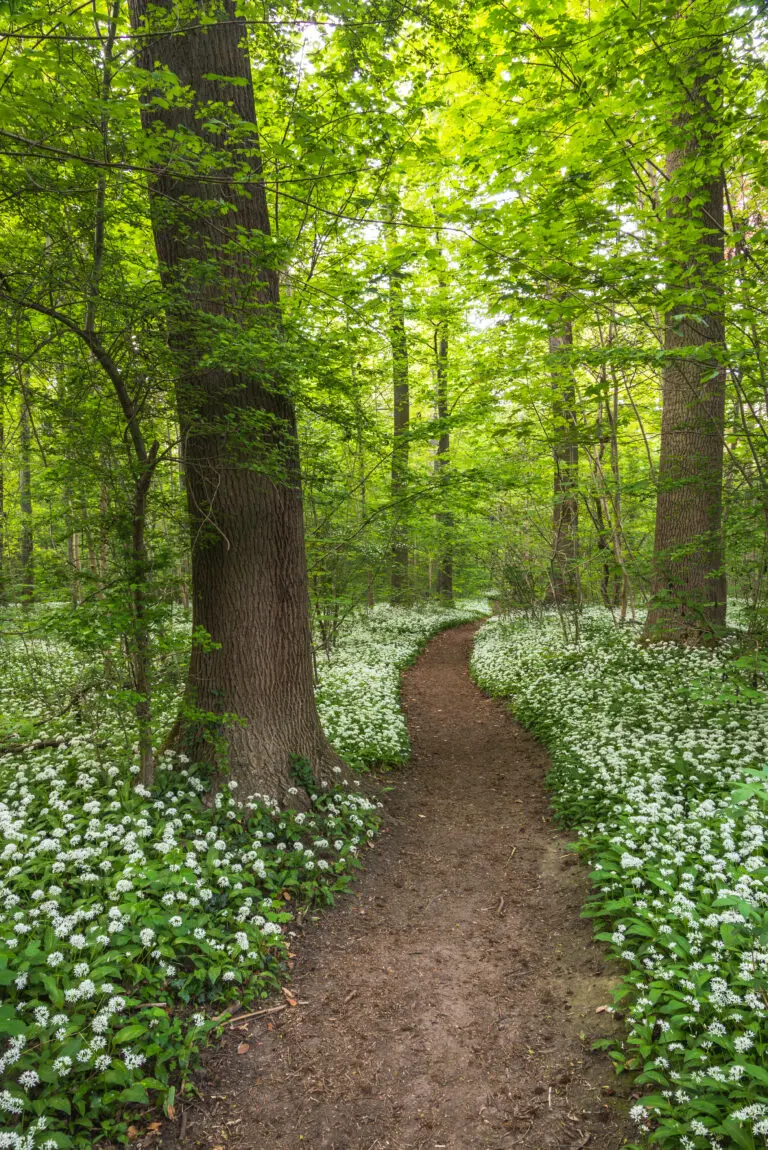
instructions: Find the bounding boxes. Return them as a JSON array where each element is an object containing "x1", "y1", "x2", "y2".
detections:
[
  {"x1": 472, "y1": 611, "x2": 768, "y2": 1150},
  {"x1": 0, "y1": 600, "x2": 485, "y2": 1148}
]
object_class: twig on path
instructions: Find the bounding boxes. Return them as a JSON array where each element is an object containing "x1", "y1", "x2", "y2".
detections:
[
  {"x1": 496, "y1": 896, "x2": 505, "y2": 915},
  {"x1": 504, "y1": 846, "x2": 517, "y2": 865},
  {"x1": 343, "y1": 990, "x2": 358, "y2": 1005},
  {"x1": 219, "y1": 1005, "x2": 288, "y2": 1025},
  {"x1": 548, "y1": 1086, "x2": 552, "y2": 1109}
]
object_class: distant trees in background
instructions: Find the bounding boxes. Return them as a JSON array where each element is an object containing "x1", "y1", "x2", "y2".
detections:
[{"x1": 0, "y1": 0, "x2": 765, "y2": 785}]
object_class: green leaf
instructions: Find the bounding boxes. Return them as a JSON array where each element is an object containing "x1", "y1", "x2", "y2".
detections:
[
  {"x1": 742, "y1": 1063, "x2": 768, "y2": 1087},
  {"x1": 119, "y1": 1083, "x2": 150, "y2": 1104},
  {"x1": 719, "y1": 1120, "x2": 755, "y2": 1150},
  {"x1": 46, "y1": 1095, "x2": 72, "y2": 1115},
  {"x1": 113, "y1": 1023, "x2": 147, "y2": 1045}
]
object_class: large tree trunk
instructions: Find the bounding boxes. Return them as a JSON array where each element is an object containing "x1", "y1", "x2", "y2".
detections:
[
  {"x1": 548, "y1": 318, "x2": 579, "y2": 605},
  {"x1": 389, "y1": 266, "x2": 410, "y2": 603},
  {"x1": 645, "y1": 48, "x2": 726, "y2": 645},
  {"x1": 434, "y1": 322, "x2": 453, "y2": 603},
  {"x1": 128, "y1": 0, "x2": 341, "y2": 798}
]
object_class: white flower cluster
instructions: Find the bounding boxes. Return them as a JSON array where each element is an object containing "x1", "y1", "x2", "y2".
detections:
[
  {"x1": 0, "y1": 603, "x2": 447, "y2": 1146},
  {"x1": 316, "y1": 600, "x2": 488, "y2": 767},
  {"x1": 472, "y1": 610, "x2": 768, "y2": 1148}
]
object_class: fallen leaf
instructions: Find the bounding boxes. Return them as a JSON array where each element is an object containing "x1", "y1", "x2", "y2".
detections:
[
  {"x1": 595, "y1": 1005, "x2": 610, "y2": 1014},
  {"x1": 166, "y1": 1105, "x2": 176, "y2": 1120},
  {"x1": 127, "y1": 1129, "x2": 139, "y2": 1142},
  {"x1": 237, "y1": 1042, "x2": 250, "y2": 1055},
  {"x1": 282, "y1": 987, "x2": 297, "y2": 1006},
  {"x1": 281, "y1": 890, "x2": 292, "y2": 901},
  {"x1": 147, "y1": 1123, "x2": 162, "y2": 1133},
  {"x1": 266, "y1": 1022, "x2": 273, "y2": 1031}
]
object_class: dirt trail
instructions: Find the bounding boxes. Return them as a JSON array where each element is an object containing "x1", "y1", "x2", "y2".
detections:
[{"x1": 157, "y1": 623, "x2": 632, "y2": 1150}]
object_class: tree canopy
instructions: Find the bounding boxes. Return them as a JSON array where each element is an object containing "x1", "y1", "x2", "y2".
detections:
[{"x1": 1, "y1": 0, "x2": 767, "y2": 776}]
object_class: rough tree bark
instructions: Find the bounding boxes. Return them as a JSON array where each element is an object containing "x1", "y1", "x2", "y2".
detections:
[
  {"x1": 548, "y1": 317, "x2": 579, "y2": 605},
  {"x1": 128, "y1": 0, "x2": 343, "y2": 797},
  {"x1": 644, "y1": 42, "x2": 726, "y2": 644},
  {"x1": 389, "y1": 265, "x2": 410, "y2": 603},
  {"x1": 434, "y1": 320, "x2": 453, "y2": 603}
]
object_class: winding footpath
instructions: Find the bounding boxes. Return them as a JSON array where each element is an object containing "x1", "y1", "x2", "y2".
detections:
[{"x1": 155, "y1": 623, "x2": 632, "y2": 1150}]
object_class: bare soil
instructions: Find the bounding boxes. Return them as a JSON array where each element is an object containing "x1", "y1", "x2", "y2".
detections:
[{"x1": 146, "y1": 622, "x2": 633, "y2": 1150}]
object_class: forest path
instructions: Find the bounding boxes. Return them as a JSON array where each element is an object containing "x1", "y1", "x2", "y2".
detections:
[{"x1": 159, "y1": 622, "x2": 633, "y2": 1150}]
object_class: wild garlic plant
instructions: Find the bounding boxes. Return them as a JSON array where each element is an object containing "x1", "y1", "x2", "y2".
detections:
[
  {"x1": 0, "y1": 602, "x2": 484, "y2": 1148},
  {"x1": 472, "y1": 611, "x2": 768, "y2": 1150},
  {"x1": 316, "y1": 600, "x2": 488, "y2": 767}
]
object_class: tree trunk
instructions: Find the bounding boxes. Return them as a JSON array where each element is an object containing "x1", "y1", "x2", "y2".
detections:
[
  {"x1": 97, "y1": 483, "x2": 109, "y2": 582},
  {"x1": 389, "y1": 266, "x2": 410, "y2": 603},
  {"x1": 548, "y1": 318, "x2": 579, "y2": 605},
  {"x1": 606, "y1": 361, "x2": 629, "y2": 615},
  {"x1": 19, "y1": 398, "x2": 33, "y2": 608},
  {"x1": 593, "y1": 492, "x2": 612, "y2": 606},
  {"x1": 128, "y1": 0, "x2": 342, "y2": 798},
  {"x1": 0, "y1": 385, "x2": 5, "y2": 604},
  {"x1": 434, "y1": 323, "x2": 453, "y2": 603},
  {"x1": 130, "y1": 462, "x2": 156, "y2": 786},
  {"x1": 645, "y1": 48, "x2": 726, "y2": 644},
  {"x1": 69, "y1": 530, "x2": 81, "y2": 606}
]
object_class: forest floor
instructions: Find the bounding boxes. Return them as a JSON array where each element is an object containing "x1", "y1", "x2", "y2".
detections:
[{"x1": 144, "y1": 622, "x2": 634, "y2": 1150}]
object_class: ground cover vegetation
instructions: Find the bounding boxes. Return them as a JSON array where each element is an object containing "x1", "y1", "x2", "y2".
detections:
[
  {"x1": 0, "y1": 599, "x2": 483, "y2": 1146},
  {"x1": 1, "y1": 0, "x2": 768, "y2": 1142},
  {"x1": 473, "y1": 613, "x2": 768, "y2": 1149}
]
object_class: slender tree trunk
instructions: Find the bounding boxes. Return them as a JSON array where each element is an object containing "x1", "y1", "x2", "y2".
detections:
[
  {"x1": 592, "y1": 467, "x2": 612, "y2": 608},
  {"x1": 645, "y1": 43, "x2": 726, "y2": 644},
  {"x1": 19, "y1": 398, "x2": 33, "y2": 608},
  {"x1": 389, "y1": 266, "x2": 410, "y2": 604},
  {"x1": 131, "y1": 463, "x2": 155, "y2": 786},
  {"x1": 128, "y1": 0, "x2": 342, "y2": 797},
  {"x1": 548, "y1": 317, "x2": 579, "y2": 605},
  {"x1": 606, "y1": 363, "x2": 628, "y2": 612},
  {"x1": 69, "y1": 531, "x2": 81, "y2": 606},
  {"x1": 0, "y1": 386, "x2": 5, "y2": 604},
  {"x1": 434, "y1": 322, "x2": 453, "y2": 603},
  {"x1": 356, "y1": 402, "x2": 375, "y2": 609},
  {"x1": 98, "y1": 483, "x2": 109, "y2": 581},
  {"x1": 171, "y1": 426, "x2": 191, "y2": 607}
]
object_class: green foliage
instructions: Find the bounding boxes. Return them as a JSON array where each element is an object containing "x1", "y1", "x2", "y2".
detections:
[
  {"x1": 473, "y1": 612, "x2": 768, "y2": 1147},
  {"x1": 0, "y1": 749, "x2": 378, "y2": 1146},
  {"x1": 0, "y1": 674, "x2": 374, "y2": 1145},
  {"x1": 2, "y1": 0, "x2": 768, "y2": 1141},
  {"x1": 0, "y1": 600, "x2": 490, "y2": 1146}
]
